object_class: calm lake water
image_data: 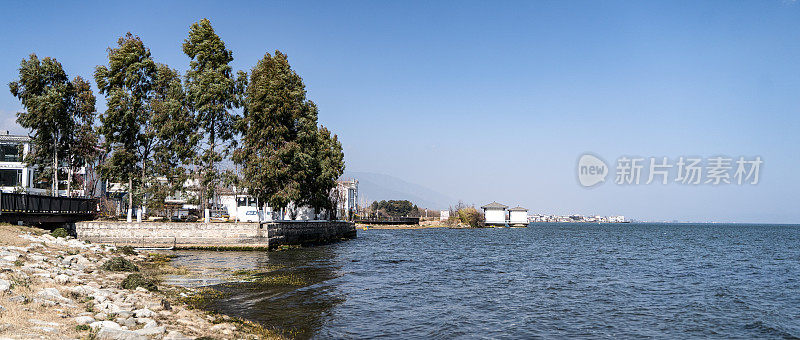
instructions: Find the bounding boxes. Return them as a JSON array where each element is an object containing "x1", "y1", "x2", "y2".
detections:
[{"x1": 170, "y1": 223, "x2": 800, "y2": 339}]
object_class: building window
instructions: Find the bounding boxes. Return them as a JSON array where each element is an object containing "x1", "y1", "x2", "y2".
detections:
[
  {"x1": 0, "y1": 144, "x2": 21, "y2": 163},
  {"x1": 0, "y1": 169, "x2": 22, "y2": 187},
  {"x1": 31, "y1": 170, "x2": 48, "y2": 189}
]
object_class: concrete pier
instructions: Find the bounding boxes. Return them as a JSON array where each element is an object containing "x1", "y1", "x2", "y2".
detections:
[{"x1": 75, "y1": 220, "x2": 356, "y2": 250}]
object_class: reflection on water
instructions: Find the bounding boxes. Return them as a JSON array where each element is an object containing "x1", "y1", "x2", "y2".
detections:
[{"x1": 167, "y1": 248, "x2": 343, "y2": 339}]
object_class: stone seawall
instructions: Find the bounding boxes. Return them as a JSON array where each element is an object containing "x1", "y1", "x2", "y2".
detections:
[
  {"x1": 266, "y1": 220, "x2": 358, "y2": 248},
  {"x1": 75, "y1": 220, "x2": 356, "y2": 249}
]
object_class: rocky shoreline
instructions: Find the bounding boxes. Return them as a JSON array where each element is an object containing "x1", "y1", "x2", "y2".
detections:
[{"x1": 0, "y1": 224, "x2": 282, "y2": 340}]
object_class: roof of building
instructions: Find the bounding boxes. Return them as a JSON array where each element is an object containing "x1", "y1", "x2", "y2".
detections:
[
  {"x1": 508, "y1": 206, "x2": 528, "y2": 212},
  {"x1": 481, "y1": 201, "x2": 508, "y2": 209},
  {"x1": 0, "y1": 133, "x2": 30, "y2": 143}
]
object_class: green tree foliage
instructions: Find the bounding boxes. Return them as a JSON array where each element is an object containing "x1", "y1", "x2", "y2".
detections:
[
  {"x1": 9, "y1": 54, "x2": 98, "y2": 196},
  {"x1": 96, "y1": 33, "x2": 197, "y2": 215},
  {"x1": 183, "y1": 18, "x2": 241, "y2": 210},
  {"x1": 95, "y1": 33, "x2": 157, "y2": 213},
  {"x1": 304, "y1": 126, "x2": 345, "y2": 213},
  {"x1": 234, "y1": 51, "x2": 344, "y2": 216},
  {"x1": 370, "y1": 200, "x2": 417, "y2": 217},
  {"x1": 65, "y1": 76, "x2": 98, "y2": 195},
  {"x1": 145, "y1": 64, "x2": 199, "y2": 213}
]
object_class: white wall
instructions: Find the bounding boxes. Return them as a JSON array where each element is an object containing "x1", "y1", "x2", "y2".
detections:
[
  {"x1": 484, "y1": 209, "x2": 506, "y2": 224},
  {"x1": 509, "y1": 211, "x2": 528, "y2": 224}
]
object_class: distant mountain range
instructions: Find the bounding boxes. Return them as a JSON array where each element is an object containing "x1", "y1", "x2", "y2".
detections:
[{"x1": 342, "y1": 171, "x2": 454, "y2": 210}]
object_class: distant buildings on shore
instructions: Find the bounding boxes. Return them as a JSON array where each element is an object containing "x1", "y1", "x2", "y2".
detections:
[
  {"x1": 529, "y1": 214, "x2": 626, "y2": 223},
  {"x1": 481, "y1": 200, "x2": 626, "y2": 224}
]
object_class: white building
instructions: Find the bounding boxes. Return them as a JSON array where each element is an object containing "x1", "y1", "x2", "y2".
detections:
[
  {"x1": 481, "y1": 201, "x2": 508, "y2": 226},
  {"x1": 0, "y1": 132, "x2": 83, "y2": 196},
  {"x1": 219, "y1": 194, "x2": 263, "y2": 222},
  {"x1": 440, "y1": 210, "x2": 450, "y2": 221},
  {"x1": 336, "y1": 179, "x2": 358, "y2": 220},
  {"x1": 217, "y1": 178, "x2": 359, "y2": 223},
  {"x1": 507, "y1": 206, "x2": 528, "y2": 226},
  {"x1": 0, "y1": 133, "x2": 33, "y2": 193}
]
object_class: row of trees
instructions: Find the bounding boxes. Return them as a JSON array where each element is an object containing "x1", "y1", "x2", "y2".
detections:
[
  {"x1": 8, "y1": 18, "x2": 345, "y2": 219},
  {"x1": 365, "y1": 200, "x2": 421, "y2": 218}
]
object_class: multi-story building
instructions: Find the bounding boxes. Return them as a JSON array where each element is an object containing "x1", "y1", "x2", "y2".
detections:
[{"x1": 336, "y1": 179, "x2": 359, "y2": 220}]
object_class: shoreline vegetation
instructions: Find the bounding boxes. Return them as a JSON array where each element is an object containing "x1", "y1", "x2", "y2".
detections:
[{"x1": 0, "y1": 224, "x2": 286, "y2": 339}]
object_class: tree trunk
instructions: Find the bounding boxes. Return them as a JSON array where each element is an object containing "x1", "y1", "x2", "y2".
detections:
[
  {"x1": 53, "y1": 149, "x2": 59, "y2": 197},
  {"x1": 127, "y1": 177, "x2": 133, "y2": 223},
  {"x1": 141, "y1": 158, "x2": 147, "y2": 216},
  {"x1": 207, "y1": 125, "x2": 215, "y2": 215},
  {"x1": 66, "y1": 165, "x2": 72, "y2": 197}
]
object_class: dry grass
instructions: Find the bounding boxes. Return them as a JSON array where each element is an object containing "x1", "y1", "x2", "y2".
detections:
[
  {"x1": 0, "y1": 223, "x2": 46, "y2": 247},
  {"x1": 0, "y1": 229, "x2": 83, "y2": 339}
]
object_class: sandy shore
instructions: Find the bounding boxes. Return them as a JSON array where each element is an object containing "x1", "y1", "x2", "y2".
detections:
[{"x1": 0, "y1": 224, "x2": 282, "y2": 340}]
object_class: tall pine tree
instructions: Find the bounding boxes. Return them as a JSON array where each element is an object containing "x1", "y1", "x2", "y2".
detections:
[
  {"x1": 9, "y1": 55, "x2": 97, "y2": 196},
  {"x1": 235, "y1": 51, "x2": 344, "y2": 218},
  {"x1": 95, "y1": 33, "x2": 157, "y2": 221},
  {"x1": 183, "y1": 18, "x2": 240, "y2": 215}
]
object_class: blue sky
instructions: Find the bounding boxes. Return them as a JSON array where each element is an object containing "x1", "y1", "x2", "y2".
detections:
[{"x1": 1, "y1": 1, "x2": 799, "y2": 222}]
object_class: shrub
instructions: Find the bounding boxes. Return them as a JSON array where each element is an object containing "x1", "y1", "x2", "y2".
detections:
[
  {"x1": 51, "y1": 228, "x2": 70, "y2": 238},
  {"x1": 121, "y1": 273, "x2": 157, "y2": 291},
  {"x1": 114, "y1": 246, "x2": 137, "y2": 255},
  {"x1": 145, "y1": 253, "x2": 176, "y2": 265},
  {"x1": 457, "y1": 207, "x2": 484, "y2": 228},
  {"x1": 101, "y1": 257, "x2": 139, "y2": 272}
]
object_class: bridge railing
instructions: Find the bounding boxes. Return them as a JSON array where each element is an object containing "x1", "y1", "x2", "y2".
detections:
[{"x1": 0, "y1": 192, "x2": 96, "y2": 215}]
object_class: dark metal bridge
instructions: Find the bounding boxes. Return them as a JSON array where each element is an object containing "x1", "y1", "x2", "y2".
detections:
[{"x1": 0, "y1": 192, "x2": 96, "y2": 225}]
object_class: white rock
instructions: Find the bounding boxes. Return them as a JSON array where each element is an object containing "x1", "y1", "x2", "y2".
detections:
[
  {"x1": 132, "y1": 308, "x2": 154, "y2": 318},
  {"x1": 29, "y1": 254, "x2": 47, "y2": 262},
  {"x1": 133, "y1": 325, "x2": 165, "y2": 336},
  {"x1": 97, "y1": 327, "x2": 147, "y2": 340},
  {"x1": 1, "y1": 256, "x2": 16, "y2": 263},
  {"x1": 54, "y1": 274, "x2": 70, "y2": 284},
  {"x1": 162, "y1": 331, "x2": 192, "y2": 340},
  {"x1": 29, "y1": 319, "x2": 60, "y2": 327},
  {"x1": 36, "y1": 288, "x2": 71, "y2": 303},
  {"x1": 122, "y1": 318, "x2": 136, "y2": 328},
  {"x1": 116, "y1": 311, "x2": 133, "y2": 319},
  {"x1": 97, "y1": 301, "x2": 122, "y2": 313},
  {"x1": 74, "y1": 316, "x2": 95, "y2": 325},
  {"x1": 33, "y1": 326, "x2": 58, "y2": 333},
  {"x1": 135, "y1": 317, "x2": 154, "y2": 325},
  {"x1": 89, "y1": 320, "x2": 121, "y2": 330},
  {"x1": 0, "y1": 279, "x2": 10, "y2": 292}
]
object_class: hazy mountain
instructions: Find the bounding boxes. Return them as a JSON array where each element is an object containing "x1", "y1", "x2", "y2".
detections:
[{"x1": 342, "y1": 171, "x2": 454, "y2": 210}]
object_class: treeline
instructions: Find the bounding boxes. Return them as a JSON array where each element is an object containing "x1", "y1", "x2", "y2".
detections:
[
  {"x1": 8, "y1": 18, "x2": 345, "y2": 218},
  {"x1": 366, "y1": 200, "x2": 420, "y2": 218}
]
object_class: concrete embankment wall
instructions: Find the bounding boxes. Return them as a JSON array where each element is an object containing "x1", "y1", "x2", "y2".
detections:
[{"x1": 75, "y1": 221, "x2": 356, "y2": 249}]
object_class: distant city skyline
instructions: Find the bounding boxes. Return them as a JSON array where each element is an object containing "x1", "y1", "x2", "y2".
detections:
[{"x1": 1, "y1": 1, "x2": 799, "y2": 223}]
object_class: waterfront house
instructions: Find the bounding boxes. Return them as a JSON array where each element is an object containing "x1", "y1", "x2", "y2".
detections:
[
  {"x1": 508, "y1": 206, "x2": 529, "y2": 226},
  {"x1": 336, "y1": 179, "x2": 359, "y2": 220},
  {"x1": 0, "y1": 132, "x2": 77, "y2": 195},
  {"x1": 481, "y1": 201, "x2": 508, "y2": 226}
]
